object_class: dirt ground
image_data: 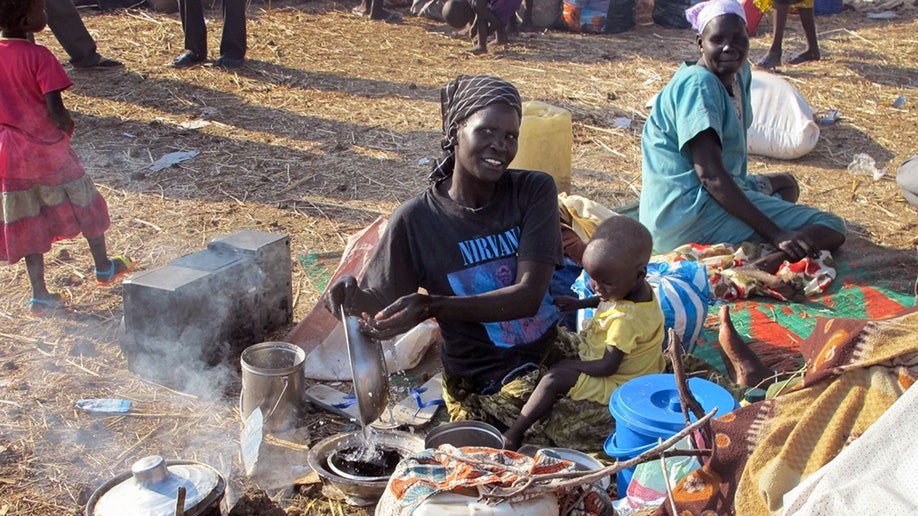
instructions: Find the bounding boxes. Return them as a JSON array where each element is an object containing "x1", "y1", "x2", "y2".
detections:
[{"x1": 0, "y1": 0, "x2": 916, "y2": 514}]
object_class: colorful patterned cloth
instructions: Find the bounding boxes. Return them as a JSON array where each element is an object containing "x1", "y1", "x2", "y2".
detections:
[
  {"x1": 653, "y1": 306, "x2": 918, "y2": 515},
  {"x1": 653, "y1": 242, "x2": 836, "y2": 302},
  {"x1": 376, "y1": 445, "x2": 612, "y2": 515}
]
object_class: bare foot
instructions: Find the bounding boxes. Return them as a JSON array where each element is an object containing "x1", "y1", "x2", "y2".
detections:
[
  {"x1": 788, "y1": 50, "x2": 820, "y2": 65},
  {"x1": 717, "y1": 306, "x2": 773, "y2": 387},
  {"x1": 369, "y1": 10, "x2": 401, "y2": 22},
  {"x1": 755, "y1": 53, "x2": 781, "y2": 71}
]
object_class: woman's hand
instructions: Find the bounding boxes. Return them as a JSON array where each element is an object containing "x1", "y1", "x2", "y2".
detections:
[
  {"x1": 771, "y1": 229, "x2": 819, "y2": 263},
  {"x1": 323, "y1": 275, "x2": 359, "y2": 318},
  {"x1": 361, "y1": 293, "x2": 432, "y2": 340}
]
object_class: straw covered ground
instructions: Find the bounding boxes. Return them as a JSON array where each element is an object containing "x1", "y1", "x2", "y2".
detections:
[{"x1": 0, "y1": 0, "x2": 916, "y2": 513}]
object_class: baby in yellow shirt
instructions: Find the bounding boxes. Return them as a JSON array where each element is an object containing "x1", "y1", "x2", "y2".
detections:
[{"x1": 503, "y1": 216, "x2": 665, "y2": 450}]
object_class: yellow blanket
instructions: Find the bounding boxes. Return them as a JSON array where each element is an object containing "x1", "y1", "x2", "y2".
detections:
[{"x1": 658, "y1": 307, "x2": 918, "y2": 515}]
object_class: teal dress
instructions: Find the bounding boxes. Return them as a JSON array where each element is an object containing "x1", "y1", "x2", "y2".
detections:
[{"x1": 639, "y1": 61, "x2": 845, "y2": 252}]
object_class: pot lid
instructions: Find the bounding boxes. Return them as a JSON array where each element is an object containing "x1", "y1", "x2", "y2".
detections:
[
  {"x1": 609, "y1": 374, "x2": 738, "y2": 438},
  {"x1": 341, "y1": 311, "x2": 389, "y2": 427},
  {"x1": 88, "y1": 455, "x2": 224, "y2": 516}
]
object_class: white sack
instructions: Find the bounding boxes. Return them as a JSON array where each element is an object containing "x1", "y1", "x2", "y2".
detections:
[
  {"x1": 747, "y1": 71, "x2": 820, "y2": 160},
  {"x1": 303, "y1": 319, "x2": 441, "y2": 380}
]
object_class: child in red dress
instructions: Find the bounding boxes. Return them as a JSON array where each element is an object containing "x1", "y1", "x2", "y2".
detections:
[{"x1": 1, "y1": 0, "x2": 134, "y2": 315}]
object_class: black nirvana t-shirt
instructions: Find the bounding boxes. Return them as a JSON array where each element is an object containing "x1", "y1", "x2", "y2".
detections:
[{"x1": 361, "y1": 170, "x2": 563, "y2": 390}]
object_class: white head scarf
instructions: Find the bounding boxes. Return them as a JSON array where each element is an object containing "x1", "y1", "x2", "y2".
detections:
[{"x1": 685, "y1": 0, "x2": 747, "y2": 34}]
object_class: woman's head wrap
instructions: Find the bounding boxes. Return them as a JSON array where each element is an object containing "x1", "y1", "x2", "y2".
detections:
[
  {"x1": 429, "y1": 75, "x2": 522, "y2": 182},
  {"x1": 685, "y1": 0, "x2": 747, "y2": 34}
]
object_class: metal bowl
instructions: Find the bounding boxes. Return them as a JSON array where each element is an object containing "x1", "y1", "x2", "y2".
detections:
[
  {"x1": 424, "y1": 420, "x2": 504, "y2": 450},
  {"x1": 342, "y1": 313, "x2": 389, "y2": 427},
  {"x1": 306, "y1": 430, "x2": 424, "y2": 506},
  {"x1": 518, "y1": 445, "x2": 610, "y2": 491}
]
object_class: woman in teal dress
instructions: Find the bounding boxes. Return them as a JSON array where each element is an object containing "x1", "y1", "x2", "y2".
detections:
[{"x1": 639, "y1": 0, "x2": 845, "y2": 273}]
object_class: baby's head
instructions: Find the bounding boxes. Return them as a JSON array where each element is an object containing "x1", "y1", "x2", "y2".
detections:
[
  {"x1": 0, "y1": 0, "x2": 46, "y2": 34},
  {"x1": 581, "y1": 216, "x2": 653, "y2": 302},
  {"x1": 442, "y1": 0, "x2": 474, "y2": 29}
]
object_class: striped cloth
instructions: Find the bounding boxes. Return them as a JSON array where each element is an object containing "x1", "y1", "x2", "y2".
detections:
[{"x1": 571, "y1": 260, "x2": 711, "y2": 353}]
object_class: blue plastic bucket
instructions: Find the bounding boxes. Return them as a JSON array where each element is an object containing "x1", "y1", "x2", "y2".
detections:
[
  {"x1": 604, "y1": 374, "x2": 739, "y2": 495},
  {"x1": 603, "y1": 433, "x2": 656, "y2": 493},
  {"x1": 814, "y1": 0, "x2": 843, "y2": 15}
]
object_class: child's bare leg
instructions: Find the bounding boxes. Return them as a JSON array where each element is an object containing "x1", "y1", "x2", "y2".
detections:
[
  {"x1": 502, "y1": 367, "x2": 579, "y2": 450},
  {"x1": 86, "y1": 235, "x2": 109, "y2": 272},
  {"x1": 25, "y1": 254, "x2": 51, "y2": 299},
  {"x1": 520, "y1": 0, "x2": 534, "y2": 28},
  {"x1": 494, "y1": 24, "x2": 509, "y2": 45},
  {"x1": 368, "y1": 0, "x2": 398, "y2": 21},
  {"x1": 717, "y1": 305, "x2": 773, "y2": 387},
  {"x1": 788, "y1": 8, "x2": 820, "y2": 64},
  {"x1": 757, "y1": 3, "x2": 789, "y2": 69}
]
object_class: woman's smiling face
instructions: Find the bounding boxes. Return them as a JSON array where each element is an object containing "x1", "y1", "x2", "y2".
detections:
[
  {"x1": 453, "y1": 103, "x2": 521, "y2": 184},
  {"x1": 697, "y1": 14, "x2": 749, "y2": 80}
]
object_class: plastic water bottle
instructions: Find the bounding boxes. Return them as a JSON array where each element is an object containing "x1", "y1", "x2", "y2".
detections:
[{"x1": 847, "y1": 153, "x2": 886, "y2": 180}]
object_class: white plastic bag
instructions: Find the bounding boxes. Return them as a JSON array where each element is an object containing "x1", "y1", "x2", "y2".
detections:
[
  {"x1": 303, "y1": 320, "x2": 441, "y2": 380},
  {"x1": 747, "y1": 71, "x2": 820, "y2": 160}
]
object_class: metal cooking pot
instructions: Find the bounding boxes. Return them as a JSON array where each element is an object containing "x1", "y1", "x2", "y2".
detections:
[
  {"x1": 85, "y1": 455, "x2": 225, "y2": 516},
  {"x1": 306, "y1": 430, "x2": 424, "y2": 506},
  {"x1": 424, "y1": 420, "x2": 504, "y2": 450}
]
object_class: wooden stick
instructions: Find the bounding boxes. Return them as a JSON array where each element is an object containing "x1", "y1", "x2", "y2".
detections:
[
  {"x1": 174, "y1": 486, "x2": 186, "y2": 516},
  {"x1": 65, "y1": 359, "x2": 101, "y2": 377},
  {"x1": 115, "y1": 426, "x2": 159, "y2": 462},
  {"x1": 666, "y1": 328, "x2": 706, "y2": 424},
  {"x1": 133, "y1": 217, "x2": 163, "y2": 231}
]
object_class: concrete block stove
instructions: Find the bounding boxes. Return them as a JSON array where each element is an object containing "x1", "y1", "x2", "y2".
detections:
[{"x1": 120, "y1": 230, "x2": 291, "y2": 394}]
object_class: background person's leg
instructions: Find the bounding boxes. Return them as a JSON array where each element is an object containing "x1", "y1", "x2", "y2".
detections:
[
  {"x1": 219, "y1": 0, "x2": 247, "y2": 61},
  {"x1": 179, "y1": 0, "x2": 207, "y2": 57},
  {"x1": 44, "y1": 0, "x2": 100, "y2": 66}
]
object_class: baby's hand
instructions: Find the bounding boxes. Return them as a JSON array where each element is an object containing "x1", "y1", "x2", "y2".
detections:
[{"x1": 553, "y1": 295, "x2": 580, "y2": 312}]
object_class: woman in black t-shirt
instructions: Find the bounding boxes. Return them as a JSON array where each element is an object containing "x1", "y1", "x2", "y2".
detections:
[{"x1": 325, "y1": 75, "x2": 614, "y2": 451}]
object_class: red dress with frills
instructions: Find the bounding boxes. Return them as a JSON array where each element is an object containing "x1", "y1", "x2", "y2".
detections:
[{"x1": 0, "y1": 38, "x2": 110, "y2": 264}]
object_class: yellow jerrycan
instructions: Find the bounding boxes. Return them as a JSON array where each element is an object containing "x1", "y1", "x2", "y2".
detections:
[{"x1": 509, "y1": 101, "x2": 573, "y2": 193}]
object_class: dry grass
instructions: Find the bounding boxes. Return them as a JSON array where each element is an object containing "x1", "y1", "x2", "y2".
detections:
[{"x1": 0, "y1": 1, "x2": 916, "y2": 514}]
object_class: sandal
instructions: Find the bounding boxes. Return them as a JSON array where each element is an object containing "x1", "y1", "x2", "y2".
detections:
[
  {"x1": 96, "y1": 255, "x2": 136, "y2": 286},
  {"x1": 28, "y1": 293, "x2": 68, "y2": 316}
]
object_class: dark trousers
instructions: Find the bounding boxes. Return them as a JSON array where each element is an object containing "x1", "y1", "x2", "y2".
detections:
[
  {"x1": 45, "y1": 0, "x2": 99, "y2": 66},
  {"x1": 178, "y1": 0, "x2": 247, "y2": 59}
]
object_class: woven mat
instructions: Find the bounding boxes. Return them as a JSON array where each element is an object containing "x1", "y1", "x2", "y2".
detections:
[{"x1": 297, "y1": 251, "x2": 342, "y2": 294}]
